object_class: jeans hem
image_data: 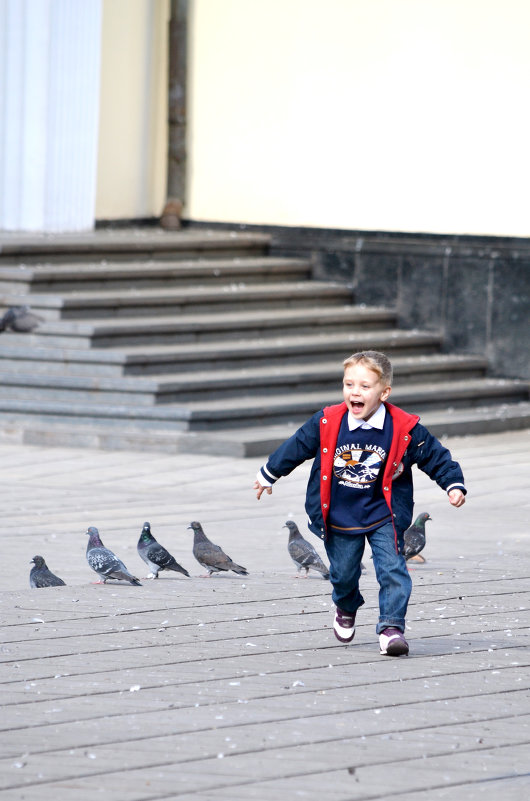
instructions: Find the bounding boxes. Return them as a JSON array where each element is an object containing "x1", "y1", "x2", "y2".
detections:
[{"x1": 376, "y1": 620, "x2": 405, "y2": 635}]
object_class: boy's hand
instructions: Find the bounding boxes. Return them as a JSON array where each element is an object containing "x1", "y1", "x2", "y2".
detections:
[
  {"x1": 254, "y1": 480, "x2": 272, "y2": 500},
  {"x1": 448, "y1": 489, "x2": 465, "y2": 507}
]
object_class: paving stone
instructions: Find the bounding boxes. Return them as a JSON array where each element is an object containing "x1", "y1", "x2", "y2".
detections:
[{"x1": 0, "y1": 430, "x2": 528, "y2": 800}]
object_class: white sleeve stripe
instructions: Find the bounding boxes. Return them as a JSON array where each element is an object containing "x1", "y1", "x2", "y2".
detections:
[
  {"x1": 446, "y1": 483, "x2": 465, "y2": 493},
  {"x1": 256, "y1": 469, "x2": 273, "y2": 487},
  {"x1": 261, "y1": 465, "x2": 279, "y2": 483}
]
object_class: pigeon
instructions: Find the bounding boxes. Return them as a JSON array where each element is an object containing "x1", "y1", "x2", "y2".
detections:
[
  {"x1": 85, "y1": 526, "x2": 142, "y2": 585},
  {"x1": 403, "y1": 513, "x2": 432, "y2": 563},
  {"x1": 284, "y1": 520, "x2": 330, "y2": 579},
  {"x1": 188, "y1": 521, "x2": 248, "y2": 577},
  {"x1": 29, "y1": 555, "x2": 66, "y2": 588},
  {"x1": 137, "y1": 521, "x2": 190, "y2": 579},
  {"x1": 0, "y1": 305, "x2": 43, "y2": 333}
]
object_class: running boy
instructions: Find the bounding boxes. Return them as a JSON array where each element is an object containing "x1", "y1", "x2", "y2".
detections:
[{"x1": 254, "y1": 351, "x2": 466, "y2": 656}]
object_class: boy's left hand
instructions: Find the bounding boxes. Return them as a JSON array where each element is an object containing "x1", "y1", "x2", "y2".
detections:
[{"x1": 448, "y1": 489, "x2": 465, "y2": 507}]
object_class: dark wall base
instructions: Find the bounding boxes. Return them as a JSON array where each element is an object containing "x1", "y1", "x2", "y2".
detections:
[{"x1": 185, "y1": 220, "x2": 530, "y2": 381}]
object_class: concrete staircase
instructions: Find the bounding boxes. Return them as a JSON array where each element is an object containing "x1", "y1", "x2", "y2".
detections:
[{"x1": 1, "y1": 228, "x2": 529, "y2": 456}]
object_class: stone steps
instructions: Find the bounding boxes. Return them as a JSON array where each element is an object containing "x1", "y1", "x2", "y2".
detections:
[
  {"x1": 5, "y1": 401, "x2": 530, "y2": 456},
  {"x1": 0, "y1": 354, "x2": 491, "y2": 405},
  {"x1": 0, "y1": 256, "x2": 311, "y2": 291},
  {"x1": 0, "y1": 229, "x2": 271, "y2": 263},
  {"x1": 0, "y1": 378, "x2": 527, "y2": 429},
  {"x1": 0, "y1": 307, "x2": 411, "y2": 348},
  {"x1": 1, "y1": 227, "x2": 528, "y2": 456},
  {"x1": 2, "y1": 280, "x2": 353, "y2": 319},
  {"x1": 0, "y1": 326, "x2": 441, "y2": 372}
]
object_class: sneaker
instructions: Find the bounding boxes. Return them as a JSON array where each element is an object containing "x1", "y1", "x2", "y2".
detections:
[
  {"x1": 333, "y1": 607, "x2": 356, "y2": 643},
  {"x1": 379, "y1": 627, "x2": 409, "y2": 656}
]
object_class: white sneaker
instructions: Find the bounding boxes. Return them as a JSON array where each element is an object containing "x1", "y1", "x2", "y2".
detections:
[
  {"x1": 379, "y1": 627, "x2": 409, "y2": 656},
  {"x1": 333, "y1": 607, "x2": 356, "y2": 643}
]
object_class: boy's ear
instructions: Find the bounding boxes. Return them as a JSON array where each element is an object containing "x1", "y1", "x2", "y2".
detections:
[{"x1": 381, "y1": 385, "x2": 392, "y2": 401}]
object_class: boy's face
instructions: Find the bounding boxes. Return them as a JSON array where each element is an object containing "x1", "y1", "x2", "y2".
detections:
[{"x1": 343, "y1": 363, "x2": 392, "y2": 422}]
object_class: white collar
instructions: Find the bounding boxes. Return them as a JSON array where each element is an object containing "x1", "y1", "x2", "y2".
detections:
[{"x1": 348, "y1": 402, "x2": 386, "y2": 431}]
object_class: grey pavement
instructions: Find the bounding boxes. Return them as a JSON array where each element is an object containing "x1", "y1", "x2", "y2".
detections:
[{"x1": 0, "y1": 428, "x2": 528, "y2": 799}]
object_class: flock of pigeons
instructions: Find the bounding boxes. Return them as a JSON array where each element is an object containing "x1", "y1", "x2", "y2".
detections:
[{"x1": 28, "y1": 515, "x2": 431, "y2": 588}]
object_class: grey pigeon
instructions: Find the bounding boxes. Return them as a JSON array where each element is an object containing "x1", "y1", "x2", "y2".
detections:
[
  {"x1": 29, "y1": 555, "x2": 66, "y2": 588},
  {"x1": 284, "y1": 520, "x2": 330, "y2": 579},
  {"x1": 86, "y1": 526, "x2": 142, "y2": 585},
  {"x1": 0, "y1": 305, "x2": 43, "y2": 333},
  {"x1": 403, "y1": 513, "x2": 432, "y2": 563},
  {"x1": 137, "y1": 521, "x2": 190, "y2": 579},
  {"x1": 188, "y1": 521, "x2": 248, "y2": 577}
]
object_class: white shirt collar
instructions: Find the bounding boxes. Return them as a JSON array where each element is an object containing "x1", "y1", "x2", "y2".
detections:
[{"x1": 348, "y1": 402, "x2": 386, "y2": 431}]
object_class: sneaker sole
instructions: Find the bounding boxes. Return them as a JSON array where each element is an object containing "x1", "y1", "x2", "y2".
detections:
[
  {"x1": 381, "y1": 641, "x2": 409, "y2": 656},
  {"x1": 334, "y1": 628, "x2": 355, "y2": 643}
]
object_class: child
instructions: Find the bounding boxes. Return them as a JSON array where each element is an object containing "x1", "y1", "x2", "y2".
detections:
[{"x1": 254, "y1": 350, "x2": 466, "y2": 656}]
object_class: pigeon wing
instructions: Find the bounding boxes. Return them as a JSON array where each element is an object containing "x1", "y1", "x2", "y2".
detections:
[
  {"x1": 30, "y1": 567, "x2": 65, "y2": 587},
  {"x1": 87, "y1": 546, "x2": 141, "y2": 584},
  {"x1": 146, "y1": 543, "x2": 190, "y2": 576},
  {"x1": 403, "y1": 528, "x2": 425, "y2": 560},
  {"x1": 194, "y1": 541, "x2": 231, "y2": 571},
  {"x1": 288, "y1": 536, "x2": 329, "y2": 577},
  {"x1": 288, "y1": 538, "x2": 317, "y2": 567},
  {"x1": 87, "y1": 546, "x2": 121, "y2": 577}
]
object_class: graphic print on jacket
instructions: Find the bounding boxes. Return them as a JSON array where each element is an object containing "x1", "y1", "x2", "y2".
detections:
[{"x1": 328, "y1": 412, "x2": 393, "y2": 535}]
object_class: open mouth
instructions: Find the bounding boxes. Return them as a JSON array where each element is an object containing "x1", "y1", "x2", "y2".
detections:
[{"x1": 350, "y1": 401, "x2": 364, "y2": 412}]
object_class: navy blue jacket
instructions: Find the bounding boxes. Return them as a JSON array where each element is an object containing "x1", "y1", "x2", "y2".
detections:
[{"x1": 259, "y1": 401, "x2": 466, "y2": 547}]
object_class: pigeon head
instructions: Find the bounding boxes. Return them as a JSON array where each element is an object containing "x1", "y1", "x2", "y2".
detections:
[
  {"x1": 415, "y1": 513, "x2": 432, "y2": 525},
  {"x1": 86, "y1": 526, "x2": 103, "y2": 547},
  {"x1": 284, "y1": 520, "x2": 302, "y2": 539},
  {"x1": 140, "y1": 522, "x2": 154, "y2": 542},
  {"x1": 31, "y1": 555, "x2": 46, "y2": 568},
  {"x1": 188, "y1": 521, "x2": 209, "y2": 543}
]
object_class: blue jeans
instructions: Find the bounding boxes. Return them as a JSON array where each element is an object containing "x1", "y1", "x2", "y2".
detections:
[{"x1": 324, "y1": 522, "x2": 412, "y2": 634}]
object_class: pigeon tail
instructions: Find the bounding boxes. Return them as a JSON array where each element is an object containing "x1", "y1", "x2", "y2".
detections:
[
  {"x1": 227, "y1": 563, "x2": 248, "y2": 576},
  {"x1": 110, "y1": 570, "x2": 142, "y2": 586}
]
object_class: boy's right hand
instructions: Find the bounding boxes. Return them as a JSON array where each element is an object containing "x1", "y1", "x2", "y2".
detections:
[{"x1": 253, "y1": 480, "x2": 272, "y2": 500}]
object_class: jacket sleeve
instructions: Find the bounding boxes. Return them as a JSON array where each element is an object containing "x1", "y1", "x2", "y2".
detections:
[
  {"x1": 408, "y1": 423, "x2": 466, "y2": 495},
  {"x1": 258, "y1": 411, "x2": 322, "y2": 486}
]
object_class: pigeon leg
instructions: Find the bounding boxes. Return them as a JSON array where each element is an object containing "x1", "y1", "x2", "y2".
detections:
[
  {"x1": 409, "y1": 554, "x2": 426, "y2": 563},
  {"x1": 292, "y1": 567, "x2": 309, "y2": 578}
]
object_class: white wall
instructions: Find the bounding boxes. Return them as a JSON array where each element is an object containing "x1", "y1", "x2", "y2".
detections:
[
  {"x1": 0, "y1": 0, "x2": 102, "y2": 232},
  {"x1": 95, "y1": 0, "x2": 169, "y2": 220},
  {"x1": 187, "y1": 0, "x2": 530, "y2": 236}
]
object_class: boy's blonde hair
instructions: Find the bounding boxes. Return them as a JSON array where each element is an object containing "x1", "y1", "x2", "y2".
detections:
[{"x1": 343, "y1": 350, "x2": 393, "y2": 386}]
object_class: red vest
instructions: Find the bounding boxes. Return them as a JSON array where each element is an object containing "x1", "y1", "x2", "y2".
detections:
[{"x1": 319, "y1": 402, "x2": 419, "y2": 544}]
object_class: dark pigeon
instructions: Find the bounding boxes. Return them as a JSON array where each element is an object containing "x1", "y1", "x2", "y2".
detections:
[
  {"x1": 137, "y1": 521, "x2": 190, "y2": 579},
  {"x1": 188, "y1": 521, "x2": 248, "y2": 577},
  {"x1": 86, "y1": 526, "x2": 142, "y2": 585},
  {"x1": 29, "y1": 555, "x2": 66, "y2": 588},
  {"x1": 284, "y1": 520, "x2": 330, "y2": 579},
  {"x1": 0, "y1": 305, "x2": 43, "y2": 333},
  {"x1": 403, "y1": 513, "x2": 432, "y2": 563}
]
